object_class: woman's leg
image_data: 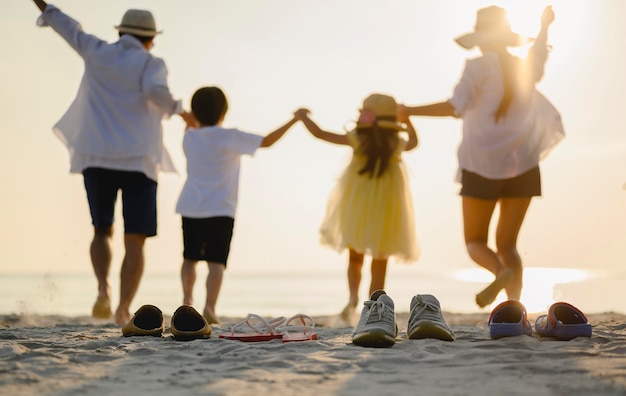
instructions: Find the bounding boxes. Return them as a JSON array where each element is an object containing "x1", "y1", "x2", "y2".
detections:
[
  {"x1": 495, "y1": 197, "x2": 532, "y2": 301},
  {"x1": 462, "y1": 197, "x2": 513, "y2": 307},
  {"x1": 341, "y1": 249, "x2": 364, "y2": 320}
]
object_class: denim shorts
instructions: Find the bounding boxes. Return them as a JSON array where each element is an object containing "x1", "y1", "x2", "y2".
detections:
[
  {"x1": 460, "y1": 166, "x2": 541, "y2": 199},
  {"x1": 182, "y1": 216, "x2": 235, "y2": 265},
  {"x1": 83, "y1": 167, "x2": 157, "y2": 236}
]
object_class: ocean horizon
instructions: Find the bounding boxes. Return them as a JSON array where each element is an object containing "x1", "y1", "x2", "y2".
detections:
[{"x1": 1, "y1": 267, "x2": 624, "y2": 319}]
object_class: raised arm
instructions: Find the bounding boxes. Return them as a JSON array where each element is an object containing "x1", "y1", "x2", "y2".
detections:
[
  {"x1": 32, "y1": 0, "x2": 48, "y2": 12},
  {"x1": 260, "y1": 116, "x2": 298, "y2": 148},
  {"x1": 294, "y1": 108, "x2": 349, "y2": 145},
  {"x1": 536, "y1": 6, "x2": 555, "y2": 47},
  {"x1": 528, "y1": 6, "x2": 555, "y2": 83}
]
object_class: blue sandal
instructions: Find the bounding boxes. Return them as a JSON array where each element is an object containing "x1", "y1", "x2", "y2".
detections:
[
  {"x1": 488, "y1": 300, "x2": 532, "y2": 339},
  {"x1": 535, "y1": 302, "x2": 591, "y2": 340}
]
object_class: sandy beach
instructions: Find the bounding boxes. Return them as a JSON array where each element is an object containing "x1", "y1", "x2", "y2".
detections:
[{"x1": 1, "y1": 311, "x2": 625, "y2": 395}]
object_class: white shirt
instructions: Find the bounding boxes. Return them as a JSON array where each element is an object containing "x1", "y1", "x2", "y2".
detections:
[
  {"x1": 176, "y1": 126, "x2": 264, "y2": 218},
  {"x1": 448, "y1": 49, "x2": 564, "y2": 181},
  {"x1": 37, "y1": 5, "x2": 182, "y2": 181}
]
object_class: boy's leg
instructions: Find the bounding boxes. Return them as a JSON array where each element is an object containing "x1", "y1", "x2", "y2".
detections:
[
  {"x1": 369, "y1": 257, "x2": 389, "y2": 295},
  {"x1": 181, "y1": 259, "x2": 198, "y2": 306},
  {"x1": 203, "y1": 262, "x2": 225, "y2": 325},
  {"x1": 115, "y1": 233, "x2": 146, "y2": 325}
]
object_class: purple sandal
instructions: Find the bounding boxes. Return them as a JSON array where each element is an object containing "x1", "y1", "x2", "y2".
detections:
[{"x1": 535, "y1": 302, "x2": 591, "y2": 340}]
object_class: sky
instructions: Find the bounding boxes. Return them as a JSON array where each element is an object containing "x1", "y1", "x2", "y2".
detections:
[{"x1": 1, "y1": 1, "x2": 625, "y2": 308}]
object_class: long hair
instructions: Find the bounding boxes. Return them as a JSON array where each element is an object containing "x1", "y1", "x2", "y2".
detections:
[
  {"x1": 355, "y1": 117, "x2": 399, "y2": 178},
  {"x1": 494, "y1": 51, "x2": 516, "y2": 122}
]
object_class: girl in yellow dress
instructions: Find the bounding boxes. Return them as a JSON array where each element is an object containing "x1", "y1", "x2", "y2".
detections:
[{"x1": 295, "y1": 93, "x2": 420, "y2": 320}]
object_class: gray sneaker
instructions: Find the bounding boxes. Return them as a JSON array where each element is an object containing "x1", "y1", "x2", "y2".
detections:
[
  {"x1": 407, "y1": 294, "x2": 455, "y2": 341},
  {"x1": 352, "y1": 290, "x2": 397, "y2": 348}
]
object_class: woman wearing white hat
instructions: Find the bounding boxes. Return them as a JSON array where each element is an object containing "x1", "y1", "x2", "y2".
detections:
[{"x1": 400, "y1": 6, "x2": 564, "y2": 308}]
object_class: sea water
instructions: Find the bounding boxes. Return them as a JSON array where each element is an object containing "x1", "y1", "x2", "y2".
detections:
[{"x1": 1, "y1": 267, "x2": 624, "y2": 318}]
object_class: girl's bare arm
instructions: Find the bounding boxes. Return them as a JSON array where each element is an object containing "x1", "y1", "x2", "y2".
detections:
[{"x1": 294, "y1": 108, "x2": 349, "y2": 145}]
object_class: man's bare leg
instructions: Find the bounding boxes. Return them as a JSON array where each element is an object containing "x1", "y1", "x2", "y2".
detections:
[{"x1": 91, "y1": 227, "x2": 113, "y2": 319}]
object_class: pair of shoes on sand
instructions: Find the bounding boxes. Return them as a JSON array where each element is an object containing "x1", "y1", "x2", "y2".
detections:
[
  {"x1": 488, "y1": 300, "x2": 592, "y2": 340},
  {"x1": 351, "y1": 290, "x2": 455, "y2": 348},
  {"x1": 122, "y1": 305, "x2": 212, "y2": 340},
  {"x1": 218, "y1": 313, "x2": 318, "y2": 343}
]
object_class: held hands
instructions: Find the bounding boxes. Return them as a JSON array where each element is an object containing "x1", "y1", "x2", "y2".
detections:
[
  {"x1": 179, "y1": 111, "x2": 199, "y2": 130},
  {"x1": 294, "y1": 108, "x2": 311, "y2": 121}
]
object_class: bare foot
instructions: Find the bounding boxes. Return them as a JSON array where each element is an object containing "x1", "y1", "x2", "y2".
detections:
[
  {"x1": 114, "y1": 309, "x2": 131, "y2": 326},
  {"x1": 203, "y1": 308, "x2": 221, "y2": 325},
  {"x1": 475, "y1": 269, "x2": 514, "y2": 308},
  {"x1": 340, "y1": 301, "x2": 358, "y2": 323},
  {"x1": 92, "y1": 296, "x2": 112, "y2": 319}
]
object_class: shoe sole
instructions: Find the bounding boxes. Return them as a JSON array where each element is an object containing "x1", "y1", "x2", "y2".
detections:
[
  {"x1": 122, "y1": 330, "x2": 163, "y2": 337},
  {"x1": 407, "y1": 322, "x2": 454, "y2": 341},
  {"x1": 171, "y1": 333, "x2": 212, "y2": 341},
  {"x1": 352, "y1": 329, "x2": 396, "y2": 348}
]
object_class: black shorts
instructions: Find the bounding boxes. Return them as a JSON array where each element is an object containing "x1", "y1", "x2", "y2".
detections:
[
  {"x1": 460, "y1": 166, "x2": 541, "y2": 199},
  {"x1": 182, "y1": 216, "x2": 235, "y2": 265},
  {"x1": 83, "y1": 167, "x2": 157, "y2": 236}
]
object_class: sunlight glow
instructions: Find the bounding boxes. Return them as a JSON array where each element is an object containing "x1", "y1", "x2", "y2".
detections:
[{"x1": 453, "y1": 267, "x2": 593, "y2": 313}]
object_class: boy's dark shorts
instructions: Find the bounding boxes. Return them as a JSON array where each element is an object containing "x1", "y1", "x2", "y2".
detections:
[
  {"x1": 460, "y1": 166, "x2": 541, "y2": 200},
  {"x1": 83, "y1": 167, "x2": 157, "y2": 236},
  {"x1": 182, "y1": 216, "x2": 235, "y2": 265}
]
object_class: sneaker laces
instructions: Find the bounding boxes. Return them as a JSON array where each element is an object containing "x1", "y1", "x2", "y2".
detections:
[
  {"x1": 409, "y1": 296, "x2": 443, "y2": 326},
  {"x1": 364, "y1": 300, "x2": 390, "y2": 323}
]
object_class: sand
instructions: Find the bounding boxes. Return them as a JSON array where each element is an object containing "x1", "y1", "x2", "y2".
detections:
[{"x1": 1, "y1": 311, "x2": 625, "y2": 395}]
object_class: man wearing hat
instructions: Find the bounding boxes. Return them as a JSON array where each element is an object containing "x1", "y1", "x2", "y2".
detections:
[{"x1": 31, "y1": 0, "x2": 188, "y2": 325}]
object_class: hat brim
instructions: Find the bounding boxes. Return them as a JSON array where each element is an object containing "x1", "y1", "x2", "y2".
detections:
[
  {"x1": 455, "y1": 31, "x2": 530, "y2": 50},
  {"x1": 115, "y1": 25, "x2": 162, "y2": 37}
]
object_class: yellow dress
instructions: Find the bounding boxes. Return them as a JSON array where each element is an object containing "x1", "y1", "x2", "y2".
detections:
[{"x1": 319, "y1": 131, "x2": 419, "y2": 263}]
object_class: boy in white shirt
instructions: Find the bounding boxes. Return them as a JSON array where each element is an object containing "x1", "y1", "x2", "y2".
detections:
[{"x1": 176, "y1": 86, "x2": 298, "y2": 324}]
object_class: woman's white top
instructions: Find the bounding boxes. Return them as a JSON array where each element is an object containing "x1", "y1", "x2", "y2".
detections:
[{"x1": 448, "y1": 48, "x2": 564, "y2": 181}]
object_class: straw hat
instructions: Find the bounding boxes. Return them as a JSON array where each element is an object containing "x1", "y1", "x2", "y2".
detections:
[
  {"x1": 455, "y1": 6, "x2": 529, "y2": 50},
  {"x1": 357, "y1": 93, "x2": 406, "y2": 131},
  {"x1": 114, "y1": 9, "x2": 162, "y2": 37}
]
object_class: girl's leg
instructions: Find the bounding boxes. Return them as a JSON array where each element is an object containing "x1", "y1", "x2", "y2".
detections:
[
  {"x1": 462, "y1": 197, "x2": 513, "y2": 307},
  {"x1": 203, "y1": 262, "x2": 225, "y2": 325},
  {"x1": 181, "y1": 259, "x2": 198, "y2": 306},
  {"x1": 341, "y1": 249, "x2": 364, "y2": 321},
  {"x1": 495, "y1": 197, "x2": 532, "y2": 301},
  {"x1": 369, "y1": 257, "x2": 389, "y2": 295}
]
